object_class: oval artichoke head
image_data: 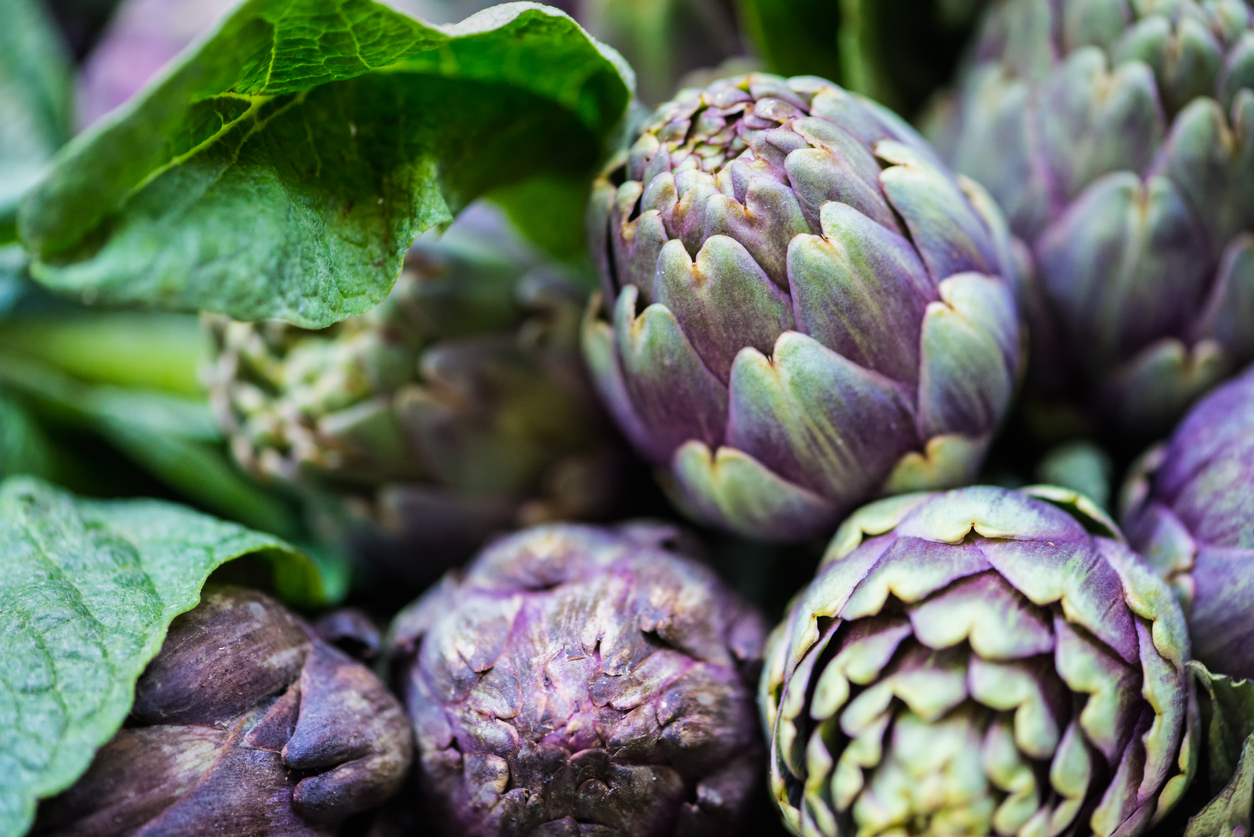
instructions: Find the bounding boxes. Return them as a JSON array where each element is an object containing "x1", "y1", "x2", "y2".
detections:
[
  {"x1": 390, "y1": 522, "x2": 768, "y2": 837},
  {"x1": 761, "y1": 486, "x2": 1197, "y2": 837},
  {"x1": 206, "y1": 208, "x2": 623, "y2": 567},
  {"x1": 585, "y1": 72, "x2": 1025, "y2": 543},
  {"x1": 35, "y1": 586, "x2": 413, "y2": 835},
  {"x1": 1121, "y1": 363, "x2": 1254, "y2": 680},
  {"x1": 928, "y1": 0, "x2": 1254, "y2": 436}
]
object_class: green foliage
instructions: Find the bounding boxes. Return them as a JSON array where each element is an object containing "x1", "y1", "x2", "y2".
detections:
[
  {"x1": 0, "y1": 477, "x2": 322, "y2": 837},
  {"x1": 19, "y1": 0, "x2": 633, "y2": 328},
  {"x1": 734, "y1": 0, "x2": 986, "y2": 117},
  {"x1": 0, "y1": 0, "x2": 73, "y2": 243},
  {"x1": 1186, "y1": 664, "x2": 1254, "y2": 836}
]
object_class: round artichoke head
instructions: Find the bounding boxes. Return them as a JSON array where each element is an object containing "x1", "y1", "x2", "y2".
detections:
[
  {"x1": 585, "y1": 72, "x2": 1025, "y2": 543},
  {"x1": 761, "y1": 486, "x2": 1196, "y2": 837},
  {"x1": 928, "y1": 0, "x2": 1254, "y2": 435},
  {"x1": 1121, "y1": 363, "x2": 1254, "y2": 680},
  {"x1": 35, "y1": 586, "x2": 413, "y2": 835},
  {"x1": 390, "y1": 522, "x2": 767, "y2": 837},
  {"x1": 206, "y1": 211, "x2": 622, "y2": 564}
]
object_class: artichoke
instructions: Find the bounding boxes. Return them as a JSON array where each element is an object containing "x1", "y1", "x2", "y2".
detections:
[
  {"x1": 34, "y1": 586, "x2": 413, "y2": 835},
  {"x1": 585, "y1": 73, "x2": 1025, "y2": 543},
  {"x1": 928, "y1": 0, "x2": 1254, "y2": 435},
  {"x1": 205, "y1": 208, "x2": 622, "y2": 571},
  {"x1": 390, "y1": 522, "x2": 767, "y2": 837},
  {"x1": 761, "y1": 485, "x2": 1197, "y2": 837},
  {"x1": 1121, "y1": 363, "x2": 1254, "y2": 681}
]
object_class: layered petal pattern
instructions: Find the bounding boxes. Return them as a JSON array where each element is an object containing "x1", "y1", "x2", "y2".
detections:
[
  {"x1": 587, "y1": 74, "x2": 1024, "y2": 542},
  {"x1": 761, "y1": 486, "x2": 1196, "y2": 837},
  {"x1": 390, "y1": 523, "x2": 767, "y2": 837},
  {"x1": 928, "y1": 0, "x2": 1254, "y2": 435},
  {"x1": 205, "y1": 208, "x2": 622, "y2": 568},
  {"x1": 1121, "y1": 363, "x2": 1254, "y2": 679},
  {"x1": 34, "y1": 587, "x2": 413, "y2": 836}
]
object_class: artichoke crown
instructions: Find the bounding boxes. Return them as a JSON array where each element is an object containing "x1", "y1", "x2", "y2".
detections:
[{"x1": 587, "y1": 73, "x2": 1024, "y2": 542}]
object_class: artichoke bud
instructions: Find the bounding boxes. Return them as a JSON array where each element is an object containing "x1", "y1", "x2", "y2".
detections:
[
  {"x1": 390, "y1": 523, "x2": 768, "y2": 837},
  {"x1": 206, "y1": 213, "x2": 622, "y2": 558},
  {"x1": 1121, "y1": 363, "x2": 1254, "y2": 680},
  {"x1": 761, "y1": 486, "x2": 1197, "y2": 837},
  {"x1": 35, "y1": 587, "x2": 413, "y2": 836},
  {"x1": 928, "y1": 0, "x2": 1254, "y2": 435},
  {"x1": 586, "y1": 72, "x2": 1025, "y2": 543}
]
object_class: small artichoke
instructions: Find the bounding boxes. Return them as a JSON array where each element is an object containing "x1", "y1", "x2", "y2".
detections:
[
  {"x1": 1121, "y1": 363, "x2": 1254, "y2": 680},
  {"x1": 585, "y1": 72, "x2": 1025, "y2": 543},
  {"x1": 761, "y1": 486, "x2": 1196, "y2": 837},
  {"x1": 206, "y1": 209, "x2": 621, "y2": 569},
  {"x1": 34, "y1": 586, "x2": 413, "y2": 835},
  {"x1": 390, "y1": 522, "x2": 767, "y2": 837},
  {"x1": 928, "y1": 0, "x2": 1254, "y2": 435}
]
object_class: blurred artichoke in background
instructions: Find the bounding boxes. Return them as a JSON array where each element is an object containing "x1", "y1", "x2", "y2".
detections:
[
  {"x1": 761, "y1": 486, "x2": 1196, "y2": 837},
  {"x1": 928, "y1": 0, "x2": 1254, "y2": 437},
  {"x1": 34, "y1": 586, "x2": 412, "y2": 835},
  {"x1": 586, "y1": 73, "x2": 1024, "y2": 543},
  {"x1": 1121, "y1": 363, "x2": 1254, "y2": 681},
  {"x1": 390, "y1": 522, "x2": 767, "y2": 836},
  {"x1": 206, "y1": 208, "x2": 623, "y2": 577}
]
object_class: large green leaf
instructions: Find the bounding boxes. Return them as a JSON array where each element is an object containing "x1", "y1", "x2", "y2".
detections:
[
  {"x1": 0, "y1": 0, "x2": 73, "y2": 243},
  {"x1": 19, "y1": 0, "x2": 633, "y2": 328},
  {"x1": 0, "y1": 476, "x2": 322, "y2": 837}
]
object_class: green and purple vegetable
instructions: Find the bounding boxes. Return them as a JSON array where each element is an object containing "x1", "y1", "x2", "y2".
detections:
[
  {"x1": 586, "y1": 72, "x2": 1024, "y2": 542},
  {"x1": 762, "y1": 485, "x2": 1197, "y2": 837}
]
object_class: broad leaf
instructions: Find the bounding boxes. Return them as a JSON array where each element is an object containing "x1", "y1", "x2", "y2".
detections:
[
  {"x1": 1184, "y1": 663, "x2": 1254, "y2": 836},
  {"x1": 0, "y1": 477, "x2": 322, "y2": 837},
  {"x1": 0, "y1": 0, "x2": 73, "y2": 243},
  {"x1": 19, "y1": 0, "x2": 633, "y2": 328}
]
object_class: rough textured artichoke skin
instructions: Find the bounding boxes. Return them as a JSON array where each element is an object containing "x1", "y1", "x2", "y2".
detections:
[
  {"x1": 586, "y1": 73, "x2": 1025, "y2": 544},
  {"x1": 1121, "y1": 363, "x2": 1254, "y2": 680},
  {"x1": 206, "y1": 221, "x2": 621, "y2": 564},
  {"x1": 760, "y1": 486, "x2": 1196, "y2": 837},
  {"x1": 390, "y1": 522, "x2": 767, "y2": 837},
  {"x1": 928, "y1": 0, "x2": 1254, "y2": 435},
  {"x1": 34, "y1": 587, "x2": 413, "y2": 836}
]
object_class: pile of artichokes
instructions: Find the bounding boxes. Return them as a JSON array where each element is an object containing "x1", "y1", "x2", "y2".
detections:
[{"x1": 8, "y1": 0, "x2": 1254, "y2": 836}]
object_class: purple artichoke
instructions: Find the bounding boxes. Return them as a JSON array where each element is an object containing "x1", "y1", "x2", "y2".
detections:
[
  {"x1": 927, "y1": 0, "x2": 1254, "y2": 435},
  {"x1": 390, "y1": 522, "x2": 767, "y2": 837},
  {"x1": 1121, "y1": 364, "x2": 1254, "y2": 680},
  {"x1": 585, "y1": 73, "x2": 1025, "y2": 543},
  {"x1": 34, "y1": 586, "x2": 413, "y2": 836},
  {"x1": 762, "y1": 486, "x2": 1197, "y2": 837}
]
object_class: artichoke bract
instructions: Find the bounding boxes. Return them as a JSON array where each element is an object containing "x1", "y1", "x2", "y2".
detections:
[
  {"x1": 586, "y1": 73, "x2": 1025, "y2": 543},
  {"x1": 390, "y1": 522, "x2": 767, "y2": 837},
  {"x1": 35, "y1": 586, "x2": 412, "y2": 836},
  {"x1": 928, "y1": 0, "x2": 1254, "y2": 435},
  {"x1": 1121, "y1": 364, "x2": 1254, "y2": 680},
  {"x1": 761, "y1": 486, "x2": 1196, "y2": 837},
  {"x1": 206, "y1": 208, "x2": 621, "y2": 570}
]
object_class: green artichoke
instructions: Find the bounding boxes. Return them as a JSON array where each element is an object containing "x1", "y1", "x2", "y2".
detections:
[
  {"x1": 205, "y1": 208, "x2": 622, "y2": 570},
  {"x1": 761, "y1": 485, "x2": 1196, "y2": 837},
  {"x1": 586, "y1": 73, "x2": 1025, "y2": 543},
  {"x1": 928, "y1": 0, "x2": 1254, "y2": 436}
]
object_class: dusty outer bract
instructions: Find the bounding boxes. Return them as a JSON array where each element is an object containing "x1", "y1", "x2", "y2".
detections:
[{"x1": 390, "y1": 522, "x2": 767, "y2": 837}]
